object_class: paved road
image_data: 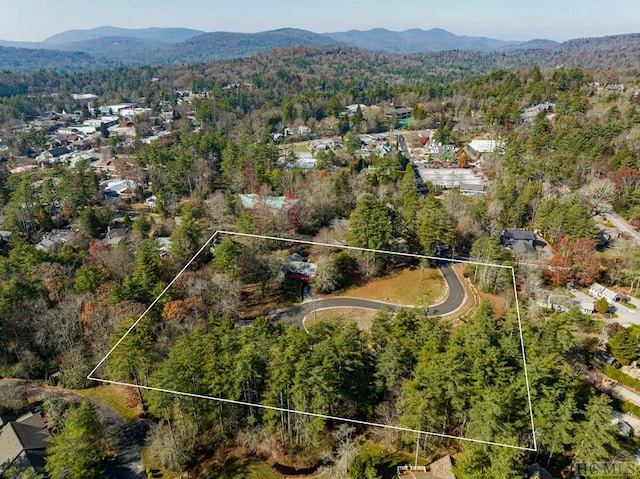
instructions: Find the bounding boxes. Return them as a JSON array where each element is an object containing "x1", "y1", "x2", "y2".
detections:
[
  {"x1": 603, "y1": 211, "x2": 640, "y2": 243},
  {"x1": 270, "y1": 262, "x2": 466, "y2": 325},
  {"x1": 397, "y1": 134, "x2": 427, "y2": 194}
]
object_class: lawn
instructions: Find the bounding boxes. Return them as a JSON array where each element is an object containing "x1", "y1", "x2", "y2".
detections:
[
  {"x1": 74, "y1": 384, "x2": 142, "y2": 423},
  {"x1": 361, "y1": 442, "x2": 429, "y2": 478},
  {"x1": 338, "y1": 267, "x2": 445, "y2": 306},
  {"x1": 206, "y1": 458, "x2": 284, "y2": 479},
  {"x1": 141, "y1": 447, "x2": 182, "y2": 479},
  {"x1": 304, "y1": 307, "x2": 379, "y2": 330}
]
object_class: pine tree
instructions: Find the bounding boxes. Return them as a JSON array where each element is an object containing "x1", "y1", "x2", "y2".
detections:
[{"x1": 45, "y1": 401, "x2": 106, "y2": 479}]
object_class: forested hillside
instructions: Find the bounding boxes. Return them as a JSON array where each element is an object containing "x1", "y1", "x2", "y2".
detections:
[{"x1": 1, "y1": 45, "x2": 640, "y2": 478}]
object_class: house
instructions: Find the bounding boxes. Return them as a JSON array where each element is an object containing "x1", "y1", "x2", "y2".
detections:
[
  {"x1": 468, "y1": 139, "x2": 504, "y2": 154},
  {"x1": 238, "y1": 193, "x2": 298, "y2": 211},
  {"x1": 310, "y1": 140, "x2": 328, "y2": 152},
  {"x1": 521, "y1": 103, "x2": 555, "y2": 123},
  {"x1": 425, "y1": 141, "x2": 455, "y2": 159},
  {"x1": 0, "y1": 412, "x2": 50, "y2": 476},
  {"x1": 588, "y1": 283, "x2": 623, "y2": 304},
  {"x1": 101, "y1": 179, "x2": 138, "y2": 197},
  {"x1": 376, "y1": 144, "x2": 392, "y2": 157},
  {"x1": 459, "y1": 183, "x2": 486, "y2": 195},
  {"x1": 144, "y1": 195, "x2": 157, "y2": 208},
  {"x1": 36, "y1": 229, "x2": 75, "y2": 252},
  {"x1": 291, "y1": 157, "x2": 317, "y2": 170},
  {"x1": 38, "y1": 145, "x2": 71, "y2": 163},
  {"x1": 398, "y1": 455, "x2": 456, "y2": 479},
  {"x1": 345, "y1": 104, "x2": 367, "y2": 115},
  {"x1": 540, "y1": 293, "x2": 594, "y2": 315},
  {"x1": 298, "y1": 125, "x2": 311, "y2": 136},
  {"x1": 281, "y1": 255, "x2": 317, "y2": 282},
  {"x1": 501, "y1": 228, "x2": 538, "y2": 257},
  {"x1": 386, "y1": 105, "x2": 412, "y2": 121},
  {"x1": 102, "y1": 227, "x2": 130, "y2": 246}
]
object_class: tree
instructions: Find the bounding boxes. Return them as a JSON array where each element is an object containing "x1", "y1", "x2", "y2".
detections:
[
  {"x1": 545, "y1": 236, "x2": 599, "y2": 287},
  {"x1": 468, "y1": 237, "x2": 513, "y2": 293},
  {"x1": 170, "y1": 205, "x2": 201, "y2": 264},
  {"x1": 573, "y1": 394, "x2": 618, "y2": 463},
  {"x1": 347, "y1": 194, "x2": 392, "y2": 251},
  {"x1": 416, "y1": 196, "x2": 455, "y2": 256},
  {"x1": 45, "y1": 401, "x2": 107, "y2": 479},
  {"x1": 78, "y1": 206, "x2": 110, "y2": 238},
  {"x1": 313, "y1": 255, "x2": 342, "y2": 293},
  {"x1": 75, "y1": 264, "x2": 108, "y2": 294},
  {"x1": 113, "y1": 237, "x2": 162, "y2": 303},
  {"x1": 608, "y1": 325, "x2": 640, "y2": 365},
  {"x1": 213, "y1": 237, "x2": 244, "y2": 276},
  {"x1": 595, "y1": 297, "x2": 610, "y2": 315}
]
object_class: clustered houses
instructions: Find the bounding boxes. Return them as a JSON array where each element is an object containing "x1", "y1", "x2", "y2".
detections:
[{"x1": 17, "y1": 94, "x2": 176, "y2": 168}]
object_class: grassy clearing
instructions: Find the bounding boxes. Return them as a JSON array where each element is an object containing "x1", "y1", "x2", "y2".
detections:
[
  {"x1": 361, "y1": 442, "x2": 429, "y2": 478},
  {"x1": 305, "y1": 307, "x2": 379, "y2": 331},
  {"x1": 478, "y1": 291, "x2": 508, "y2": 319},
  {"x1": 206, "y1": 458, "x2": 284, "y2": 479},
  {"x1": 141, "y1": 448, "x2": 182, "y2": 479},
  {"x1": 339, "y1": 267, "x2": 444, "y2": 306},
  {"x1": 74, "y1": 385, "x2": 142, "y2": 423}
]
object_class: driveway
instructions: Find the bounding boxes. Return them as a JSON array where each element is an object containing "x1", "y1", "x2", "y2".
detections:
[
  {"x1": 269, "y1": 262, "x2": 466, "y2": 325},
  {"x1": 570, "y1": 287, "x2": 640, "y2": 327},
  {"x1": 0, "y1": 379, "x2": 148, "y2": 479},
  {"x1": 603, "y1": 211, "x2": 640, "y2": 244}
]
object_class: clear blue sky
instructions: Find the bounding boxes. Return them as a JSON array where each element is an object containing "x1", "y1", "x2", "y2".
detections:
[{"x1": 2, "y1": 0, "x2": 639, "y2": 42}]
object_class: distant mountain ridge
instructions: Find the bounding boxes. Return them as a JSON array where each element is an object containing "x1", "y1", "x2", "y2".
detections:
[
  {"x1": 324, "y1": 27, "x2": 530, "y2": 53},
  {"x1": 0, "y1": 25, "x2": 550, "y2": 59},
  {"x1": 43, "y1": 26, "x2": 205, "y2": 44},
  {"x1": 1, "y1": 26, "x2": 639, "y2": 72}
]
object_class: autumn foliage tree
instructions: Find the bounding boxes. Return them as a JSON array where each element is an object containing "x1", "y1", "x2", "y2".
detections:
[{"x1": 545, "y1": 236, "x2": 600, "y2": 286}]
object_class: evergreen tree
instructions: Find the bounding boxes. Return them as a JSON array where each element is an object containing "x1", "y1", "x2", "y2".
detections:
[{"x1": 45, "y1": 401, "x2": 106, "y2": 479}]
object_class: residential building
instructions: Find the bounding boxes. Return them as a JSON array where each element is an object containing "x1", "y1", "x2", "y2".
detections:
[
  {"x1": 501, "y1": 228, "x2": 538, "y2": 258},
  {"x1": 459, "y1": 183, "x2": 486, "y2": 195},
  {"x1": 397, "y1": 455, "x2": 456, "y2": 479},
  {"x1": 102, "y1": 227, "x2": 130, "y2": 246},
  {"x1": 101, "y1": 179, "x2": 138, "y2": 197},
  {"x1": 36, "y1": 229, "x2": 75, "y2": 252},
  {"x1": 0, "y1": 412, "x2": 50, "y2": 476},
  {"x1": 588, "y1": 283, "x2": 623, "y2": 304}
]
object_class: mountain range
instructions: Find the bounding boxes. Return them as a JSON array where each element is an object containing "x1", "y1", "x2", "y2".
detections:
[{"x1": 0, "y1": 25, "x2": 635, "y2": 72}]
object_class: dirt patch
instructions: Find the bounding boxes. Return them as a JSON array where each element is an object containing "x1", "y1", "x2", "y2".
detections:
[
  {"x1": 338, "y1": 267, "x2": 444, "y2": 306},
  {"x1": 304, "y1": 307, "x2": 379, "y2": 331},
  {"x1": 478, "y1": 291, "x2": 509, "y2": 318}
]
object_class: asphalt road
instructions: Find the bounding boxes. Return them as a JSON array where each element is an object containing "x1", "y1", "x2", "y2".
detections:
[
  {"x1": 270, "y1": 262, "x2": 466, "y2": 325},
  {"x1": 604, "y1": 211, "x2": 640, "y2": 243},
  {"x1": 397, "y1": 133, "x2": 427, "y2": 194}
]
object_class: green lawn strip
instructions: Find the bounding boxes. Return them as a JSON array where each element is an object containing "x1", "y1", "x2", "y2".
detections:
[
  {"x1": 141, "y1": 447, "x2": 182, "y2": 479},
  {"x1": 604, "y1": 365, "x2": 640, "y2": 392},
  {"x1": 74, "y1": 385, "x2": 142, "y2": 423},
  {"x1": 361, "y1": 442, "x2": 429, "y2": 478},
  {"x1": 208, "y1": 458, "x2": 284, "y2": 479}
]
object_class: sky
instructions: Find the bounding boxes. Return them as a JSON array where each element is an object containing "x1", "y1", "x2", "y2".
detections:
[{"x1": 2, "y1": 0, "x2": 639, "y2": 42}]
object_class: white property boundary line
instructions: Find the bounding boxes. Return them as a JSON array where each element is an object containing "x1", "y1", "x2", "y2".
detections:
[{"x1": 88, "y1": 230, "x2": 538, "y2": 453}]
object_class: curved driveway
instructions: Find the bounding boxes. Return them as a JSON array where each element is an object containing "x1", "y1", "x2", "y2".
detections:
[{"x1": 269, "y1": 262, "x2": 466, "y2": 325}]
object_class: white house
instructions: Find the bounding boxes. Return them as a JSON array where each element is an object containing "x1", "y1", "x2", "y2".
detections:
[{"x1": 589, "y1": 283, "x2": 623, "y2": 304}]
